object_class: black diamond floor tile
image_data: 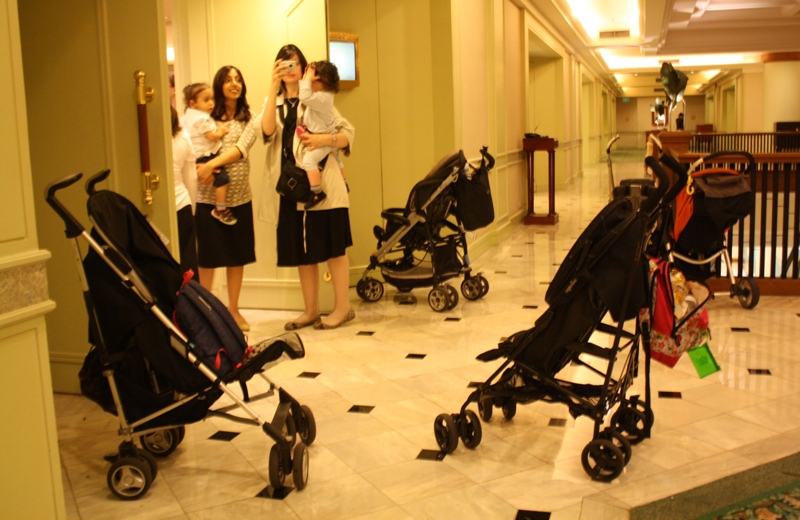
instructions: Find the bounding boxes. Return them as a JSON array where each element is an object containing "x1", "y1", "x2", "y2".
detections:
[
  {"x1": 748, "y1": 368, "x2": 772, "y2": 375},
  {"x1": 297, "y1": 371, "x2": 321, "y2": 379},
  {"x1": 209, "y1": 431, "x2": 240, "y2": 441},
  {"x1": 417, "y1": 449, "x2": 446, "y2": 461},
  {"x1": 516, "y1": 511, "x2": 550, "y2": 520},
  {"x1": 406, "y1": 353, "x2": 427, "y2": 359},
  {"x1": 659, "y1": 391, "x2": 682, "y2": 398},
  {"x1": 357, "y1": 331, "x2": 375, "y2": 336},
  {"x1": 348, "y1": 405, "x2": 375, "y2": 414},
  {"x1": 256, "y1": 485, "x2": 292, "y2": 499},
  {"x1": 548, "y1": 418, "x2": 567, "y2": 427},
  {"x1": 732, "y1": 327, "x2": 751, "y2": 332},
  {"x1": 445, "y1": 317, "x2": 461, "y2": 322}
]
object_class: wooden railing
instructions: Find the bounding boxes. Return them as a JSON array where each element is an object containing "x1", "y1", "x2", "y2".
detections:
[
  {"x1": 675, "y1": 151, "x2": 800, "y2": 295},
  {"x1": 690, "y1": 132, "x2": 800, "y2": 154}
]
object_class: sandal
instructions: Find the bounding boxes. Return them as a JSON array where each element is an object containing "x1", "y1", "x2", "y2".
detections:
[{"x1": 284, "y1": 314, "x2": 320, "y2": 331}]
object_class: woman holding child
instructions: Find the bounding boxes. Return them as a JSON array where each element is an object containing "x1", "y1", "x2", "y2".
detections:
[
  {"x1": 259, "y1": 44, "x2": 356, "y2": 330},
  {"x1": 195, "y1": 65, "x2": 260, "y2": 331}
]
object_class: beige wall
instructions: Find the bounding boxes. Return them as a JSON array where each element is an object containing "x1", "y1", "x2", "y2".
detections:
[{"x1": 1, "y1": 0, "x2": 64, "y2": 516}]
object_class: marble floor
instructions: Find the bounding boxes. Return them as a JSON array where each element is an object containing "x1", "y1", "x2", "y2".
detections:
[{"x1": 55, "y1": 155, "x2": 800, "y2": 519}]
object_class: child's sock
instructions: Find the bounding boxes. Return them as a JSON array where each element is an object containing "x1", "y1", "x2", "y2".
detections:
[{"x1": 216, "y1": 203, "x2": 227, "y2": 212}]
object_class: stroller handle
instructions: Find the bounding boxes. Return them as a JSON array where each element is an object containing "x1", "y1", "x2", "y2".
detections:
[
  {"x1": 86, "y1": 169, "x2": 111, "y2": 195},
  {"x1": 657, "y1": 153, "x2": 690, "y2": 205},
  {"x1": 45, "y1": 173, "x2": 85, "y2": 239},
  {"x1": 480, "y1": 146, "x2": 495, "y2": 171},
  {"x1": 689, "y1": 150, "x2": 756, "y2": 176},
  {"x1": 605, "y1": 135, "x2": 620, "y2": 155},
  {"x1": 642, "y1": 157, "x2": 671, "y2": 213}
]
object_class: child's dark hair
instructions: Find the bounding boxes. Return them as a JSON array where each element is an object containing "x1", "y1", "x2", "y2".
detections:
[
  {"x1": 182, "y1": 82, "x2": 211, "y2": 110},
  {"x1": 170, "y1": 105, "x2": 181, "y2": 137},
  {"x1": 314, "y1": 61, "x2": 340, "y2": 93}
]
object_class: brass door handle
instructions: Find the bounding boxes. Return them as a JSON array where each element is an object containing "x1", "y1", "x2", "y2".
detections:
[{"x1": 135, "y1": 70, "x2": 159, "y2": 204}]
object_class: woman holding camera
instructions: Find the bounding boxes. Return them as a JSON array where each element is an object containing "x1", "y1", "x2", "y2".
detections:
[{"x1": 260, "y1": 44, "x2": 355, "y2": 330}]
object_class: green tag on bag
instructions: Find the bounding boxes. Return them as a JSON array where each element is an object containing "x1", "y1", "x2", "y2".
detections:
[{"x1": 688, "y1": 344, "x2": 720, "y2": 378}]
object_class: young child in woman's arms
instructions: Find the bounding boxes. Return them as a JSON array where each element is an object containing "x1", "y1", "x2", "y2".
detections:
[
  {"x1": 181, "y1": 83, "x2": 236, "y2": 225},
  {"x1": 297, "y1": 61, "x2": 345, "y2": 209}
]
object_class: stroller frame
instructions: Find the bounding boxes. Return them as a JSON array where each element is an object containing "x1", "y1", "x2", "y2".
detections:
[
  {"x1": 46, "y1": 170, "x2": 315, "y2": 499},
  {"x1": 431, "y1": 155, "x2": 686, "y2": 482},
  {"x1": 668, "y1": 150, "x2": 760, "y2": 309},
  {"x1": 357, "y1": 149, "x2": 493, "y2": 311}
]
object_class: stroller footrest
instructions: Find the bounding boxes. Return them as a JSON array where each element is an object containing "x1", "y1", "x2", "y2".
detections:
[
  {"x1": 226, "y1": 333, "x2": 305, "y2": 383},
  {"x1": 565, "y1": 341, "x2": 614, "y2": 360}
]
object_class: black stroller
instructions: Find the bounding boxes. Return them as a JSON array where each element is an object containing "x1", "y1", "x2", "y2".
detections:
[
  {"x1": 670, "y1": 151, "x2": 759, "y2": 308},
  {"x1": 357, "y1": 147, "x2": 495, "y2": 311},
  {"x1": 431, "y1": 155, "x2": 688, "y2": 482},
  {"x1": 45, "y1": 170, "x2": 316, "y2": 499}
]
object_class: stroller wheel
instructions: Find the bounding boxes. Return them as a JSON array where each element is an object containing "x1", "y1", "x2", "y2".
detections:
[
  {"x1": 107, "y1": 457, "x2": 153, "y2": 500},
  {"x1": 428, "y1": 287, "x2": 449, "y2": 312},
  {"x1": 501, "y1": 400, "x2": 517, "y2": 420},
  {"x1": 477, "y1": 275, "x2": 490, "y2": 297},
  {"x1": 736, "y1": 277, "x2": 760, "y2": 309},
  {"x1": 136, "y1": 449, "x2": 159, "y2": 479},
  {"x1": 281, "y1": 413, "x2": 297, "y2": 448},
  {"x1": 611, "y1": 406, "x2": 648, "y2": 445},
  {"x1": 268, "y1": 444, "x2": 287, "y2": 488},
  {"x1": 357, "y1": 278, "x2": 384, "y2": 302},
  {"x1": 292, "y1": 442, "x2": 309, "y2": 490},
  {"x1": 444, "y1": 284, "x2": 459, "y2": 310},
  {"x1": 461, "y1": 277, "x2": 483, "y2": 301},
  {"x1": 459, "y1": 410, "x2": 482, "y2": 449},
  {"x1": 478, "y1": 399, "x2": 493, "y2": 422},
  {"x1": 599, "y1": 428, "x2": 632, "y2": 466},
  {"x1": 174, "y1": 426, "x2": 186, "y2": 445},
  {"x1": 581, "y1": 440, "x2": 624, "y2": 482},
  {"x1": 433, "y1": 413, "x2": 459, "y2": 453},
  {"x1": 140, "y1": 428, "x2": 179, "y2": 458},
  {"x1": 296, "y1": 405, "x2": 317, "y2": 446}
]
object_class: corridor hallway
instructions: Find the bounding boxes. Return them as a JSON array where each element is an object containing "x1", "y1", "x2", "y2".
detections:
[{"x1": 54, "y1": 154, "x2": 800, "y2": 519}]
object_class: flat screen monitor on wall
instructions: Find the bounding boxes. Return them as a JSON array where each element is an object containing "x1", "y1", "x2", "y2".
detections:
[{"x1": 329, "y1": 32, "x2": 359, "y2": 89}]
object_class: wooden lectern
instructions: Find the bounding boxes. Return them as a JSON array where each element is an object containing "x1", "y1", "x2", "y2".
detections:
[{"x1": 523, "y1": 136, "x2": 558, "y2": 225}]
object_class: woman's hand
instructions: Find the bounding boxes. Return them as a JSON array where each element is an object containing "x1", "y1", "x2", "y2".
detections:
[
  {"x1": 196, "y1": 161, "x2": 217, "y2": 184},
  {"x1": 299, "y1": 132, "x2": 329, "y2": 151},
  {"x1": 271, "y1": 59, "x2": 288, "y2": 90}
]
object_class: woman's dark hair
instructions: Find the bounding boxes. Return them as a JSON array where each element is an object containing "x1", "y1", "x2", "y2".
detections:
[
  {"x1": 182, "y1": 82, "x2": 211, "y2": 111},
  {"x1": 275, "y1": 44, "x2": 308, "y2": 96},
  {"x1": 210, "y1": 66, "x2": 251, "y2": 123},
  {"x1": 170, "y1": 105, "x2": 181, "y2": 137},
  {"x1": 314, "y1": 61, "x2": 340, "y2": 94}
]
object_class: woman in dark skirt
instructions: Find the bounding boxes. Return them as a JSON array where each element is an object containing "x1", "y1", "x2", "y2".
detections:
[
  {"x1": 260, "y1": 44, "x2": 355, "y2": 330},
  {"x1": 195, "y1": 65, "x2": 260, "y2": 331}
]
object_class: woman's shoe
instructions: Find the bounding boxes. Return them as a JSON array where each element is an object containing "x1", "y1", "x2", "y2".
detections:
[
  {"x1": 237, "y1": 319, "x2": 250, "y2": 332},
  {"x1": 284, "y1": 315, "x2": 320, "y2": 331},
  {"x1": 313, "y1": 309, "x2": 355, "y2": 330}
]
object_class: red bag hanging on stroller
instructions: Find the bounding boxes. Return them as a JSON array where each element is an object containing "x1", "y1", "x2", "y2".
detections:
[{"x1": 639, "y1": 258, "x2": 711, "y2": 368}]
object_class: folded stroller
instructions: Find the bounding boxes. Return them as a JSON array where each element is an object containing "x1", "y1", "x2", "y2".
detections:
[
  {"x1": 357, "y1": 147, "x2": 495, "y2": 311},
  {"x1": 431, "y1": 155, "x2": 687, "y2": 482},
  {"x1": 670, "y1": 150, "x2": 759, "y2": 308},
  {"x1": 45, "y1": 170, "x2": 316, "y2": 499}
]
